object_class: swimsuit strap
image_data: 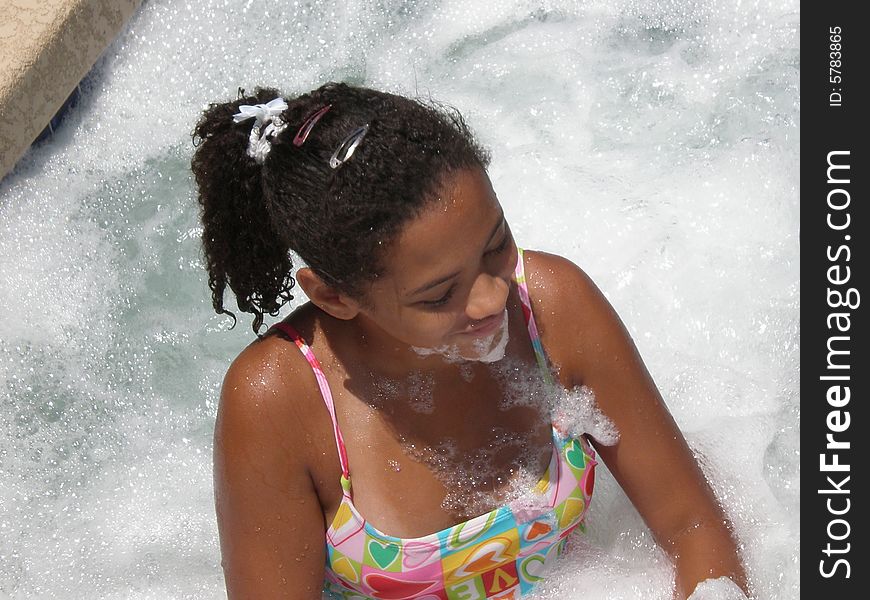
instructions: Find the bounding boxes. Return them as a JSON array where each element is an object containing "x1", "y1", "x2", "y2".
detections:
[
  {"x1": 514, "y1": 246, "x2": 556, "y2": 386},
  {"x1": 270, "y1": 322, "x2": 351, "y2": 481}
]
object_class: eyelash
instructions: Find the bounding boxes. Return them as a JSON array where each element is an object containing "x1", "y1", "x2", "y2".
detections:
[
  {"x1": 421, "y1": 235, "x2": 510, "y2": 307},
  {"x1": 422, "y1": 289, "x2": 455, "y2": 308},
  {"x1": 489, "y1": 234, "x2": 510, "y2": 257}
]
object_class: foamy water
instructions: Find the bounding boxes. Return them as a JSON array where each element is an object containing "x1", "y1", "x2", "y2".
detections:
[{"x1": 0, "y1": 1, "x2": 799, "y2": 598}]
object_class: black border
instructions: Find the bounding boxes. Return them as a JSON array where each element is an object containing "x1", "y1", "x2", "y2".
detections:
[{"x1": 803, "y1": 4, "x2": 866, "y2": 597}]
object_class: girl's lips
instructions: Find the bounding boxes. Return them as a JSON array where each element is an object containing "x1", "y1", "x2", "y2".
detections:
[{"x1": 462, "y1": 312, "x2": 504, "y2": 336}]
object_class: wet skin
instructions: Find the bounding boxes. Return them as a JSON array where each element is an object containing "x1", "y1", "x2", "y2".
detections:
[{"x1": 213, "y1": 167, "x2": 748, "y2": 599}]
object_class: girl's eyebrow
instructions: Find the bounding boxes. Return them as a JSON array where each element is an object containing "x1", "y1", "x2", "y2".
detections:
[{"x1": 406, "y1": 209, "x2": 505, "y2": 297}]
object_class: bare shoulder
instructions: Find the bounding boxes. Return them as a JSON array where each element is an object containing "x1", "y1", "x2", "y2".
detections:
[
  {"x1": 519, "y1": 249, "x2": 631, "y2": 388},
  {"x1": 216, "y1": 320, "x2": 324, "y2": 468},
  {"x1": 520, "y1": 249, "x2": 600, "y2": 313}
]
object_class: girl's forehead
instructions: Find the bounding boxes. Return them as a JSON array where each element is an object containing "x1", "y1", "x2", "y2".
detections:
[
  {"x1": 379, "y1": 169, "x2": 502, "y2": 292},
  {"x1": 399, "y1": 171, "x2": 497, "y2": 250}
]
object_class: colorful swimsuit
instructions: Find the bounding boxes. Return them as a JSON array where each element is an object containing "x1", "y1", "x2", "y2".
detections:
[{"x1": 273, "y1": 247, "x2": 597, "y2": 599}]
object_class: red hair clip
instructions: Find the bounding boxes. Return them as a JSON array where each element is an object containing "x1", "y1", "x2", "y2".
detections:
[{"x1": 293, "y1": 104, "x2": 332, "y2": 147}]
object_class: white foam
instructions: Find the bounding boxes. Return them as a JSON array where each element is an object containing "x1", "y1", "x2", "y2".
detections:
[
  {"x1": 487, "y1": 361, "x2": 618, "y2": 447},
  {"x1": 401, "y1": 426, "x2": 547, "y2": 518},
  {"x1": 490, "y1": 355, "x2": 554, "y2": 411},
  {"x1": 688, "y1": 577, "x2": 749, "y2": 600},
  {"x1": 552, "y1": 385, "x2": 619, "y2": 446},
  {"x1": 410, "y1": 307, "x2": 509, "y2": 364},
  {"x1": 370, "y1": 369, "x2": 436, "y2": 414},
  {"x1": 472, "y1": 308, "x2": 511, "y2": 363}
]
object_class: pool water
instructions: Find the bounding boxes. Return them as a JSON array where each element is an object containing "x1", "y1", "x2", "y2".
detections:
[{"x1": 0, "y1": 1, "x2": 799, "y2": 598}]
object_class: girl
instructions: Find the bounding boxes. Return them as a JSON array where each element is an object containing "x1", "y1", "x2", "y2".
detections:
[{"x1": 191, "y1": 82, "x2": 747, "y2": 599}]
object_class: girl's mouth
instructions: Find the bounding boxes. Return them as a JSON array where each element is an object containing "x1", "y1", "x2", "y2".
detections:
[{"x1": 462, "y1": 311, "x2": 505, "y2": 336}]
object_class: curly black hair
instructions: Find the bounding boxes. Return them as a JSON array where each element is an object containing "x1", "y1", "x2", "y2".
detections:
[{"x1": 191, "y1": 82, "x2": 490, "y2": 334}]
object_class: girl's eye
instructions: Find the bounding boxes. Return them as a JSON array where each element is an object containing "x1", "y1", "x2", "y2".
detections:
[
  {"x1": 486, "y1": 234, "x2": 509, "y2": 256},
  {"x1": 422, "y1": 286, "x2": 455, "y2": 307}
]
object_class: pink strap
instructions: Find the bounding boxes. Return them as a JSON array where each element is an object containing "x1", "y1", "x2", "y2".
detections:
[
  {"x1": 271, "y1": 322, "x2": 350, "y2": 478},
  {"x1": 514, "y1": 247, "x2": 555, "y2": 385}
]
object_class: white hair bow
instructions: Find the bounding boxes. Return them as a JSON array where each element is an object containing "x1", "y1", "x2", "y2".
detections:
[
  {"x1": 232, "y1": 97, "x2": 289, "y2": 164},
  {"x1": 232, "y1": 97, "x2": 288, "y2": 124}
]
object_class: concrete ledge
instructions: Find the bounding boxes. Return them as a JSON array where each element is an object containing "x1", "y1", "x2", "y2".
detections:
[{"x1": 0, "y1": 0, "x2": 142, "y2": 179}]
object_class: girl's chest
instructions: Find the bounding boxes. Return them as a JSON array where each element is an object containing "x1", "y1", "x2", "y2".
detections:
[{"x1": 312, "y1": 362, "x2": 558, "y2": 539}]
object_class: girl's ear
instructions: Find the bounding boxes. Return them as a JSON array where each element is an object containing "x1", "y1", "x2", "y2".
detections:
[{"x1": 295, "y1": 267, "x2": 362, "y2": 320}]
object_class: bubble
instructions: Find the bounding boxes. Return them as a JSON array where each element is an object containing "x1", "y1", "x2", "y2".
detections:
[
  {"x1": 369, "y1": 369, "x2": 435, "y2": 414},
  {"x1": 406, "y1": 370, "x2": 435, "y2": 414},
  {"x1": 490, "y1": 354, "x2": 554, "y2": 411},
  {"x1": 459, "y1": 364, "x2": 475, "y2": 382},
  {"x1": 399, "y1": 425, "x2": 550, "y2": 519},
  {"x1": 552, "y1": 386, "x2": 619, "y2": 446}
]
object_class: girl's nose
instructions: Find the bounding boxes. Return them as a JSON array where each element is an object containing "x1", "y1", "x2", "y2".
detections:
[{"x1": 466, "y1": 272, "x2": 509, "y2": 322}]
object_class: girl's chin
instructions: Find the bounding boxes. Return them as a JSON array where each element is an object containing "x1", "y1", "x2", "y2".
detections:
[{"x1": 410, "y1": 309, "x2": 510, "y2": 364}]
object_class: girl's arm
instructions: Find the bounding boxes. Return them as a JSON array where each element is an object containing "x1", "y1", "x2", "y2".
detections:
[
  {"x1": 214, "y1": 348, "x2": 327, "y2": 599},
  {"x1": 529, "y1": 251, "x2": 749, "y2": 599}
]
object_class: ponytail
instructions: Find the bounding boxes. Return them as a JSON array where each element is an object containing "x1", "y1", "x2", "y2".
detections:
[{"x1": 191, "y1": 87, "x2": 295, "y2": 334}]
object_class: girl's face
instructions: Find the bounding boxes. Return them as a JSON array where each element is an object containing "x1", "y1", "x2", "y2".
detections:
[{"x1": 356, "y1": 167, "x2": 517, "y2": 362}]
